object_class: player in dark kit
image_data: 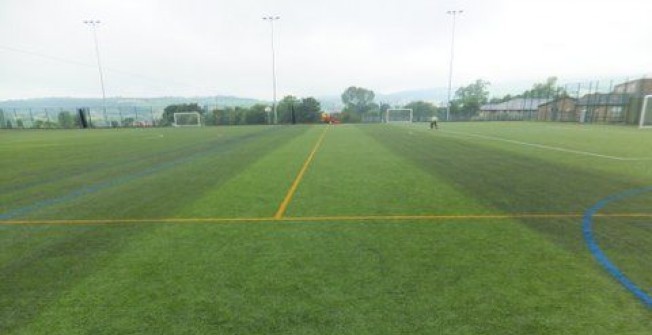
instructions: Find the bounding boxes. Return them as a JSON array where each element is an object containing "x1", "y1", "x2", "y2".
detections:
[{"x1": 430, "y1": 116, "x2": 439, "y2": 129}]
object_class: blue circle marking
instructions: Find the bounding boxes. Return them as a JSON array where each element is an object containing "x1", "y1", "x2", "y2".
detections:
[{"x1": 583, "y1": 186, "x2": 652, "y2": 309}]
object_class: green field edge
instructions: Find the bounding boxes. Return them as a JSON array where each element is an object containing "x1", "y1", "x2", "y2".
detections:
[{"x1": 3, "y1": 212, "x2": 652, "y2": 226}]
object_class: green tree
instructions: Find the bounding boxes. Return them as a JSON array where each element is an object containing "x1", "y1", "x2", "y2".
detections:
[
  {"x1": 341, "y1": 86, "x2": 376, "y2": 115},
  {"x1": 57, "y1": 111, "x2": 76, "y2": 128},
  {"x1": 161, "y1": 103, "x2": 203, "y2": 126},
  {"x1": 277, "y1": 96, "x2": 300, "y2": 124},
  {"x1": 297, "y1": 97, "x2": 322, "y2": 123},
  {"x1": 231, "y1": 107, "x2": 246, "y2": 125},
  {"x1": 404, "y1": 101, "x2": 438, "y2": 121},
  {"x1": 34, "y1": 120, "x2": 59, "y2": 129},
  {"x1": 212, "y1": 108, "x2": 230, "y2": 125},
  {"x1": 379, "y1": 103, "x2": 391, "y2": 116},
  {"x1": 521, "y1": 76, "x2": 566, "y2": 98},
  {"x1": 245, "y1": 104, "x2": 268, "y2": 124},
  {"x1": 122, "y1": 117, "x2": 135, "y2": 127},
  {"x1": 490, "y1": 77, "x2": 568, "y2": 103},
  {"x1": 203, "y1": 111, "x2": 217, "y2": 126},
  {"x1": 451, "y1": 79, "x2": 491, "y2": 117},
  {"x1": 489, "y1": 94, "x2": 513, "y2": 104}
]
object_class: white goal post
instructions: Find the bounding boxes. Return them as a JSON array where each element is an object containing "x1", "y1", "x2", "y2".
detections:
[
  {"x1": 173, "y1": 112, "x2": 202, "y2": 127},
  {"x1": 386, "y1": 109, "x2": 413, "y2": 123},
  {"x1": 639, "y1": 95, "x2": 652, "y2": 129}
]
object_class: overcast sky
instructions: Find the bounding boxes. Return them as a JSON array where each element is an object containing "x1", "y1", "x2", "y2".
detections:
[{"x1": 1, "y1": 0, "x2": 650, "y2": 101}]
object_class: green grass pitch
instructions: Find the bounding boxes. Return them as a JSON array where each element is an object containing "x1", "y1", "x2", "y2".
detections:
[{"x1": 1, "y1": 122, "x2": 651, "y2": 334}]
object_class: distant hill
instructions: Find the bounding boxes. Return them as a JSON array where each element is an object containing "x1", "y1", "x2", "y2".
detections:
[
  {"x1": 377, "y1": 88, "x2": 449, "y2": 107},
  {"x1": 0, "y1": 84, "x2": 518, "y2": 112},
  {"x1": 318, "y1": 87, "x2": 450, "y2": 111},
  {"x1": 0, "y1": 96, "x2": 265, "y2": 109}
]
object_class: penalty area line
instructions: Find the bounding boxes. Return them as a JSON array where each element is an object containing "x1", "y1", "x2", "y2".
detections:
[{"x1": 435, "y1": 129, "x2": 649, "y2": 161}]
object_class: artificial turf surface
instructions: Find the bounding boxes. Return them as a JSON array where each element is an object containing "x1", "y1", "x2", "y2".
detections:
[{"x1": 1, "y1": 123, "x2": 651, "y2": 334}]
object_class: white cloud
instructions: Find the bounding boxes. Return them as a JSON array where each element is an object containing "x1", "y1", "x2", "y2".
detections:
[{"x1": 0, "y1": 0, "x2": 650, "y2": 101}]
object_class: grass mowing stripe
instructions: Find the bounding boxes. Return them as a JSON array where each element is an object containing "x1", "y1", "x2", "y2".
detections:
[
  {"x1": 360, "y1": 124, "x2": 651, "y2": 262},
  {"x1": 0, "y1": 224, "x2": 152, "y2": 333},
  {"x1": 437, "y1": 128, "x2": 648, "y2": 161},
  {"x1": 11, "y1": 220, "x2": 652, "y2": 334},
  {"x1": 0, "y1": 127, "x2": 281, "y2": 220},
  {"x1": 274, "y1": 126, "x2": 329, "y2": 219},
  {"x1": 3, "y1": 212, "x2": 652, "y2": 225},
  {"x1": 583, "y1": 186, "x2": 652, "y2": 308},
  {"x1": 0, "y1": 128, "x2": 266, "y2": 195}
]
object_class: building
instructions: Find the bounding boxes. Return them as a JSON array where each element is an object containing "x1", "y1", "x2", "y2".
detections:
[
  {"x1": 575, "y1": 93, "x2": 629, "y2": 123},
  {"x1": 537, "y1": 97, "x2": 577, "y2": 121},
  {"x1": 613, "y1": 78, "x2": 652, "y2": 96},
  {"x1": 612, "y1": 78, "x2": 652, "y2": 124},
  {"x1": 480, "y1": 98, "x2": 551, "y2": 120}
]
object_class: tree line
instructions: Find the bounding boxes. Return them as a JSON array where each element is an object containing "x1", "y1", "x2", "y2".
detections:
[
  {"x1": 339, "y1": 86, "x2": 444, "y2": 122},
  {"x1": 1, "y1": 77, "x2": 564, "y2": 129},
  {"x1": 337, "y1": 77, "x2": 566, "y2": 122},
  {"x1": 161, "y1": 96, "x2": 322, "y2": 126}
]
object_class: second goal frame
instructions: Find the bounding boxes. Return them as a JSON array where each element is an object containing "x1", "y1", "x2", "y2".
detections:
[
  {"x1": 386, "y1": 109, "x2": 413, "y2": 123},
  {"x1": 639, "y1": 95, "x2": 652, "y2": 129},
  {"x1": 173, "y1": 112, "x2": 202, "y2": 127}
]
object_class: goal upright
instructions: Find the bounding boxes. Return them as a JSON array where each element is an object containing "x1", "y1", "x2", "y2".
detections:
[
  {"x1": 173, "y1": 112, "x2": 202, "y2": 127},
  {"x1": 639, "y1": 95, "x2": 652, "y2": 129},
  {"x1": 386, "y1": 109, "x2": 413, "y2": 123}
]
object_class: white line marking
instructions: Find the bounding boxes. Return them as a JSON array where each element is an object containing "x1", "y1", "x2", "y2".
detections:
[{"x1": 435, "y1": 129, "x2": 650, "y2": 161}]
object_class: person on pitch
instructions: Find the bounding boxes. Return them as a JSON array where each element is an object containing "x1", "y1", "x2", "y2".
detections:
[{"x1": 430, "y1": 116, "x2": 439, "y2": 129}]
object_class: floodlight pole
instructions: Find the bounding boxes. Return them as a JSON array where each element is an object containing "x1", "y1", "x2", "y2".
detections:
[
  {"x1": 445, "y1": 10, "x2": 463, "y2": 122},
  {"x1": 83, "y1": 20, "x2": 107, "y2": 125},
  {"x1": 263, "y1": 16, "x2": 280, "y2": 124}
]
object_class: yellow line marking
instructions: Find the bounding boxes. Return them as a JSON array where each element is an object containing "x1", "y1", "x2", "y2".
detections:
[
  {"x1": 0, "y1": 218, "x2": 272, "y2": 225},
  {"x1": 274, "y1": 126, "x2": 330, "y2": 219},
  {"x1": 279, "y1": 213, "x2": 652, "y2": 221},
  {"x1": 1, "y1": 213, "x2": 651, "y2": 225}
]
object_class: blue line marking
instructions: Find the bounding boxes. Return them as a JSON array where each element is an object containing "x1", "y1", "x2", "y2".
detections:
[
  {"x1": 0, "y1": 127, "x2": 279, "y2": 220},
  {"x1": 583, "y1": 186, "x2": 652, "y2": 309}
]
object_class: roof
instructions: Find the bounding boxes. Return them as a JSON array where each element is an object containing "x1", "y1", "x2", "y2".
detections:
[
  {"x1": 576, "y1": 93, "x2": 629, "y2": 106},
  {"x1": 538, "y1": 97, "x2": 576, "y2": 107},
  {"x1": 614, "y1": 78, "x2": 652, "y2": 88},
  {"x1": 481, "y1": 98, "x2": 551, "y2": 112}
]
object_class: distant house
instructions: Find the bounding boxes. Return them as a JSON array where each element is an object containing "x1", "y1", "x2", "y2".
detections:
[
  {"x1": 613, "y1": 78, "x2": 652, "y2": 96},
  {"x1": 575, "y1": 93, "x2": 629, "y2": 123},
  {"x1": 480, "y1": 98, "x2": 551, "y2": 120},
  {"x1": 613, "y1": 78, "x2": 652, "y2": 124},
  {"x1": 537, "y1": 97, "x2": 577, "y2": 121}
]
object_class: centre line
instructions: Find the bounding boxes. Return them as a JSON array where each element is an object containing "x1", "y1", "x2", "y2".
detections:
[{"x1": 274, "y1": 126, "x2": 330, "y2": 219}]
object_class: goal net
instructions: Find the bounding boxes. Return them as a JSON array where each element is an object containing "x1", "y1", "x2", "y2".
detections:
[
  {"x1": 639, "y1": 95, "x2": 652, "y2": 129},
  {"x1": 173, "y1": 112, "x2": 202, "y2": 127},
  {"x1": 386, "y1": 109, "x2": 413, "y2": 123}
]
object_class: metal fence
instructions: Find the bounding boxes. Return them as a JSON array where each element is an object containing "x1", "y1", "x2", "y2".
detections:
[
  {"x1": 2, "y1": 76, "x2": 649, "y2": 129},
  {"x1": 0, "y1": 106, "x2": 164, "y2": 129},
  {"x1": 472, "y1": 76, "x2": 650, "y2": 124}
]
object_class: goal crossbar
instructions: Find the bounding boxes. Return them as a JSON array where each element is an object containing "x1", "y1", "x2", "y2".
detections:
[
  {"x1": 173, "y1": 112, "x2": 202, "y2": 127},
  {"x1": 386, "y1": 109, "x2": 413, "y2": 123}
]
